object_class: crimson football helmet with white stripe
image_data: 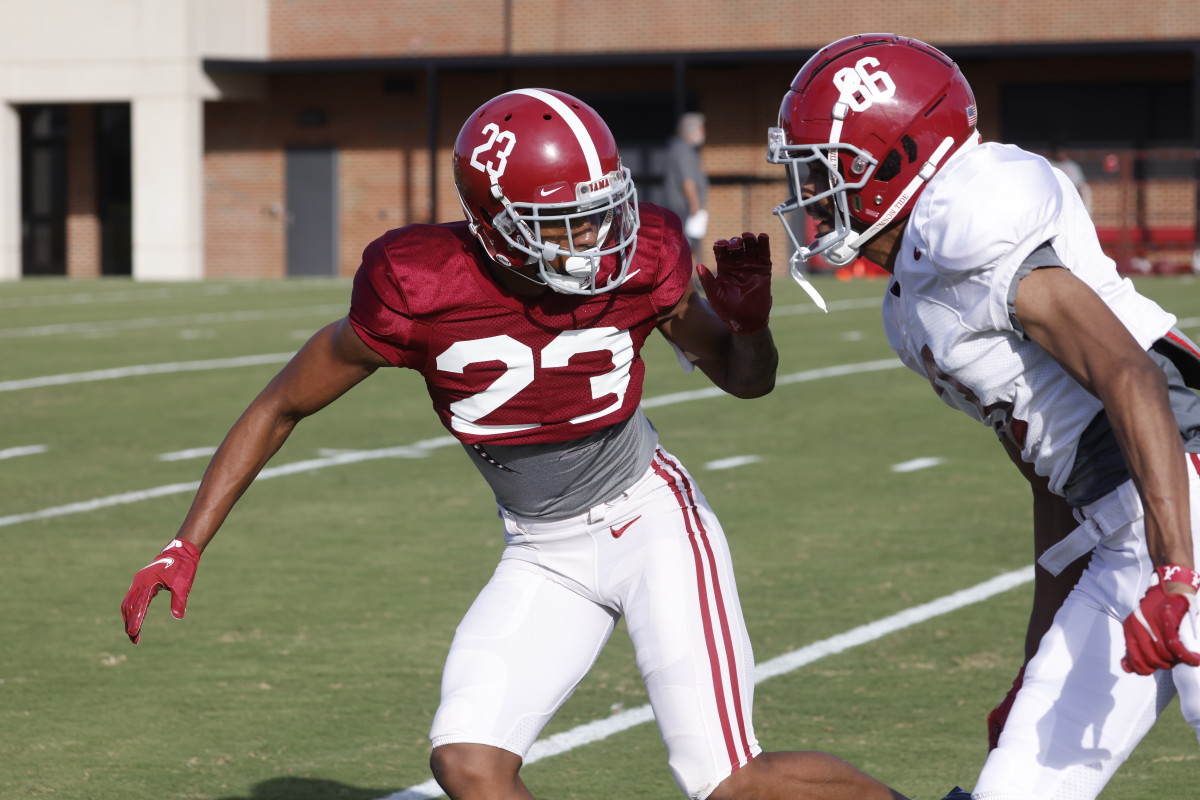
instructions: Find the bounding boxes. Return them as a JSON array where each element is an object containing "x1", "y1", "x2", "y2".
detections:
[
  {"x1": 768, "y1": 34, "x2": 978, "y2": 270},
  {"x1": 452, "y1": 88, "x2": 640, "y2": 295}
]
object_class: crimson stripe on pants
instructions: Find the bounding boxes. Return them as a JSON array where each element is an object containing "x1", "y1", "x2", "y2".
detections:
[
  {"x1": 651, "y1": 450, "x2": 752, "y2": 772},
  {"x1": 1166, "y1": 330, "x2": 1200, "y2": 361},
  {"x1": 657, "y1": 451, "x2": 754, "y2": 765},
  {"x1": 1189, "y1": 452, "x2": 1200, "y2": 477}
]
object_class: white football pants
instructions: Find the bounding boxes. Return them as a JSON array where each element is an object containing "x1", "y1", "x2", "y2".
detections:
[
  {"x1": 430, "y1": 447, "x2": 761, "y2": 799},
  {"x1": 974, "y1": 453, "x2": 1200, "y2": 800}
]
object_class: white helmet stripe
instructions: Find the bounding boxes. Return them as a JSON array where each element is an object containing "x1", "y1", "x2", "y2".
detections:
[{"x1": 508, "y1": 88, "x2": 603, "y2": 180}]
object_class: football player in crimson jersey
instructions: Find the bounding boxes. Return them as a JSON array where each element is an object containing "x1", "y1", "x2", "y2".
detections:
[
  {"x1": 770, "y1": 34, "x2": 1200, "y2": 799},
  {"x1": 122, "y1": 88, "x2": 921, "y2": 800}
]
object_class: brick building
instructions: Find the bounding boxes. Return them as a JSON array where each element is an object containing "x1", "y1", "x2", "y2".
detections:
[{"x1": 2, "y1": 0, "x2": 1198, "y2": 280}]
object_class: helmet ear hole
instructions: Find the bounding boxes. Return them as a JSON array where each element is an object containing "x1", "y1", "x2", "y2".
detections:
[{"x1": 877, "y1": 150, "x2": 902, "y2": 181}]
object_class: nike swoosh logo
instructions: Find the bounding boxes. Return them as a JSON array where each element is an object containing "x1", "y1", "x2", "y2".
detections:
[
  {"x1": 148, "y1": 557, "x2": 175, "y2": 569},
  {"x1": 539, "y1": 186, "x2": 564, "y2": 197},
  {"x1": 610, "y1": 516, "x2": 641, "y2": 539},
  {"x1": 610, "y1": 269, "x2": 640, "y2": 288}
]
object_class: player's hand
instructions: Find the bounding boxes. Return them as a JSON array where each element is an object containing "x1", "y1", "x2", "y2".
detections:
[
  {"x1": 121, "y1": 538, "x2": 202, "y2": 644},
  {"x1": 1121, "y1": 580, "x2": 1200, "y2": 675},
  {"x1": 696, "y1": 233, "x2": 773, "y2": 334},
  {"x1": 987, "y1": 666, "x2": 1024, "y2": 751}
]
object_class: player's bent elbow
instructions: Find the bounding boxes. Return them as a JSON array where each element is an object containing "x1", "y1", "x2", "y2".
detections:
[{"x1": 726, "y1": 375, "x2": 776, "y2": 399}]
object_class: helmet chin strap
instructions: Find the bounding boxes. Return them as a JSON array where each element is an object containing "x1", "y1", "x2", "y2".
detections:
[
  {"x1": 786, "y1": 250, "x2": 829, "y2": 312},
  {"x1": 805, "y1": 133, "x2": 969, "y2": 268}
]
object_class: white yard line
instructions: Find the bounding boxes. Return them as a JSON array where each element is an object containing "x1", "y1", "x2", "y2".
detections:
[
  {"x1": 704, "y1": 455, "x2": 763, "y2": 470},
  {"x1": 379, "y1": 566, "x2": 1035, "y2": 800},
  {"x1": 772, "y1": 297, "x2": 882, "y2": 317},
  {"x1": 892, "y1": 457, "x2": 945, "y2": 473},
  {"x1": 0, "y1": 353, "x2": 295, "y2": 392},
  {"x1": 0, "y1": 304, "x2": 346, "y2": 339},
  {"x1": 158, "y1": 447, "x2": 219, "y2": 462},
  {"x1": 0, "y1": 444, "x2": 48, "y2": 460},
  {"x1": 0, "y1": 359, "x2": 903, "y2": 527},
  {"x1": 642, "y1": 358, "x2": 901, "y2": 409},
  {"x1": 0, "y1": 438, "x2": 457, "y2": 528},
  {"x1": 0, "y1": 280, "x2": 348, "y2": 310}
]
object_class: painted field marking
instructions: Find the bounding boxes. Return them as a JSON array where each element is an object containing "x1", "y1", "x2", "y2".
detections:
[
  {"x1": 0, "y1": 438, "x2": 458, "y2": 529},
  {"x1": 0, "y1": 279, "x2": 348, "y2": 310},
  {"x1": 772, "y1": 297, "x2": 882, "y2": 317},
  {"x1": 0, "y1": 353, "x2": 295, "y2": 393},
  {"x1": 158, "y1": 447, "x2": 219, "y2": 462},
  {"x1": 891, "y1": 457, "x2": 945, "y2": 473},
  {"x1": 0, "y1": 304, "x2": 345, "y2": 339},
  {"x1": 0, "y1": 359, "x2": 903, "y2": 528},
  {"x1": 704, "y1": 455, "x2": 762, "y2": 471},
  {"x1": 379, "y1": 566, "x2": 1035, "y2": 800},
  {"x1": 0, "y1": 444, "x2": 48, "y2": 461}
]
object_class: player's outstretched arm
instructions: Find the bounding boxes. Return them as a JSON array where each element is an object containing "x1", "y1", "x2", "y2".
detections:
[
  {"x1": 121, "y1": 317, "x2": 391, "y2": 644},
  {"x1": 1014, "y1": 266, "x2": 1200, "y2": 673},
  {"x1": 658, "y1": 232, "x2": 778, "y2": 398}
]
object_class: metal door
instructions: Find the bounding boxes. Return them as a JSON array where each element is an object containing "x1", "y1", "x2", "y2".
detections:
[{"x1": 286, "y1": 147, "x2": 338, "y2": 276}]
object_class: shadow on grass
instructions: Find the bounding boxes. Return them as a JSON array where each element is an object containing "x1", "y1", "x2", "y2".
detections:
[{"x1": 217, "y1": 777, "x2": 418, "y2": 800}]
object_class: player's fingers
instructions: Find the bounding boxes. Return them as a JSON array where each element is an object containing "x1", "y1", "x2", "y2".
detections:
[
  {"x1": 1178, "y1": 647, "x2": 1200, "y2": 667},
  {"x1": 1121, "y1": 624, "x2": 1157, "y2": 674},
  {"x1": 123, "y1": 586, "x2": 154, "y2": 643},
  {"x1": 169, "y1": 586, "x2": 190, "y2": 620},
  {"x1": 696, "y1": 264, "x2": 717, "y2": 294},
  {"x1": 718, "y1": 237, "x2": 746, "y2": 269},
  {"x1": 756, "y1": 233, "x2": 771, "y2": 266},
  {"x1": 1122, "y1": 646, "x2": 1156, "y2": 674},
  {"x1": 1165, "y1": 634, "x2": 1200, "y2": 667},
  {"x1": 740, "y1": 232, "x2": 758, "y2": 264}
]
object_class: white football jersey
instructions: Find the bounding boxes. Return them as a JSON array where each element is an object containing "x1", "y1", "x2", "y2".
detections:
[{"x1": 883, "y1": 141, "x2": 1176, "y2": 497}]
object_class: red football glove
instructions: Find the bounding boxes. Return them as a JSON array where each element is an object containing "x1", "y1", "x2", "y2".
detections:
[
  {"x1": 987, "y1": 666, "x2": 1025, "y2": 751},
  {"x1": 1121, "y1": 579, "x2": 1200, "y2": 675},
  {"x1": 696, "y1": 233, "x2": 773, "y2": 334},
  {"x1": 121, "y1": 538, "x2": 202, "y2": 644}
]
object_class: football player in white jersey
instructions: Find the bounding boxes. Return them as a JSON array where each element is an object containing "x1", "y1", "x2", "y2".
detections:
[
  {"x1": 769, "y1": 33, "x2": 1200, "y2": 800},
  {"x1": 121, "y1": 89, "x2": 939, "y2": 800}
]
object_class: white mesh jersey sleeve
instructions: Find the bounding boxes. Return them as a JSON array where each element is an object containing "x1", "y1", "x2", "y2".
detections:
[
  {"x1": 882, "y1": 143, "x2": 1176, "y2": 497},
  {"x1": 911, "y1": 143, "x2": 1062, "y2": 332}
]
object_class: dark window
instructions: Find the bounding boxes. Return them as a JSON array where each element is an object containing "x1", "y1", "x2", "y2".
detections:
[
  {"x1": 1001, "y1": 81, "x2": 1192, "y2": 149},
  {"x1": 97, "y1": 104, "x2": 132, "y2": 276},
  {"x1": 20, "y1": 105, "x2": 68, "y2": 276},
  {"x1": 576, "y1": 91, "x2": 683, "y2": 207}
]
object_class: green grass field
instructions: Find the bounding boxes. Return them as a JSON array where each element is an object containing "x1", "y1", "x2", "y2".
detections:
[{"x1": 2, "y1": 274, "x2": 1198, "y2": 800}]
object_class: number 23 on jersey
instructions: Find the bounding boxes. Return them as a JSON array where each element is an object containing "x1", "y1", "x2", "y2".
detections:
[{"x1": 436, "y1": 327, "x2": 634, "y2": 437}]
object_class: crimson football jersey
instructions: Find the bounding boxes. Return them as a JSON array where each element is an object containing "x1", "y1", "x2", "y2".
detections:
[{"x1": 349, "y1": 203, "x2": 692, "y2": 446}]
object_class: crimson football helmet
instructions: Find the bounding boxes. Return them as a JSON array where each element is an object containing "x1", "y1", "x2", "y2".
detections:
[
  {"x1": 768, "y1": 34, "x2": 978, "y2": 272},
  {"x1": 453, "y1": 88, "x2": 640, "y2": 295}
]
